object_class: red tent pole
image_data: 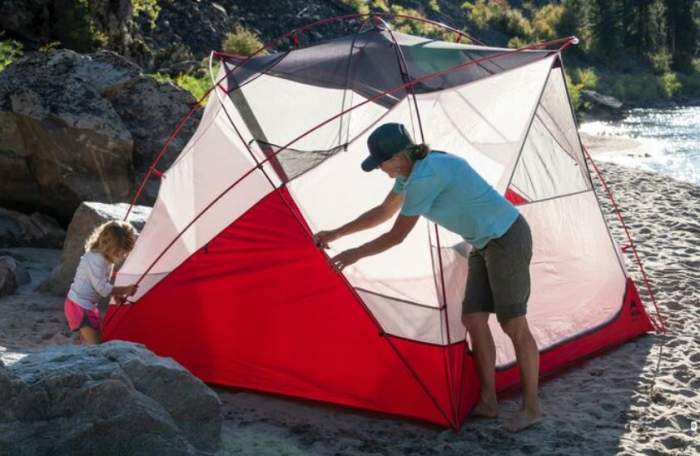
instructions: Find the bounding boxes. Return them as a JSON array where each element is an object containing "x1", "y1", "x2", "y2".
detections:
[{"x1": 583, "y1": 147, "x2": 666, "y2": 333}]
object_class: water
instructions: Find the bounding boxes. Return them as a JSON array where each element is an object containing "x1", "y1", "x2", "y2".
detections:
[{"x1": 579, "y1": 106, "x2": 700, "y2": 186}]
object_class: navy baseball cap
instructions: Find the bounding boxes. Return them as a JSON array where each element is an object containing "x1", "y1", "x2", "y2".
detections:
[{"x1": 361, "y1": 123, "x2": 413, "y2": 172}]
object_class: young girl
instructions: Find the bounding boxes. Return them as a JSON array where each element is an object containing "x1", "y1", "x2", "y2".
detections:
[{"x1": 64, "y1": 221, "x2": 139, "y2": 345}]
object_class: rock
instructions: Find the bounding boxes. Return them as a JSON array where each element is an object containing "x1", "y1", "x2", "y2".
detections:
[
  {"x1": 41, "y1": 202, "x2": 151, "y2": 296},
  {"x1": 0, "y1": 341, "x2": 222, "y2": 455},
  {"x1": 0, "y1": 50, "x2": 134, "y2": 223},
  {"x1": 0, "y1": 207, "x2": 65, "y2": 248},
  {"x1": 580, "y1": 90, "x2": 625, "y2": 121},
  {"x1": 0, "y1": 0, "x2": 136, "y2": 54},
  {"x1": 0, "y1": 49, "x2": 198, "y2": 223},
  {"x1": 0, "y1": 256, "x2": 18, "y2": 297},
  {"x1": 14, "y1": 260, "x2": 31, "y2": 286}
]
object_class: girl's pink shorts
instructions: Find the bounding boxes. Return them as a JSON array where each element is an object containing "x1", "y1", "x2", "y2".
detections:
[{"x1": 64, "y1": 298, "x2": 101, "y2": 332}]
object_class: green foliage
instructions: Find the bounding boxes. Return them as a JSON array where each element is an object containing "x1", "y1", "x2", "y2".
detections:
[
  {"x1": 0, "y1": 38, "x2": 23, "y2": 72},
  {"x1": 648, "y1": 48, "x2": 672, "y2": 74},
  {"x1": 573, "y1": 67, "x2": 599, "y2": 89},
  {"x1": 39, "y1": 41, "x2": 61, "y2": 53},
  {"x1": 172, "y1": 72, "x2": 210, "y2": 101},
  {"x1": 340, "y1": 0, "x2": 391, "y2": 14},
  {"x1": 462, "y1": 0, "x2": 501, "y2": 30},
  {"x1": 389, "y1": 5, "x2": 455, "y2": 41},
  {"x1": 342, "y1": 0, "x2": 370, "y2": 14},
  {"x1": 660, "y1": 72, "x2": 682, "y2": 98},
  {"x1": 564, "y1": 72, "x2": 584, "y2": 109},
  {"x1": 531, "y1": 4, "x2": 564, "y2": 40},
  {"x1": 602, "y1": 73, "x2": 662, "y2": 105},
  {"x1": 152, "y1": 68, "x2": 210, "y2": 103},
  {"x1": 223, "y1": 25, "x2": 266, "y2": 56},
  {"x1": 132, "y1": 0, "x2": 161, "y2": 28}
]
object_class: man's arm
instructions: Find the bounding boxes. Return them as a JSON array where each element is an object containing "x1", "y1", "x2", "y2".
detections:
[
  {"x1": 315, "y1": 190, "x2": 403, "y2": 247},
  {"x1": 331, "y1": 214, "x2": 420, "y2": 270}
]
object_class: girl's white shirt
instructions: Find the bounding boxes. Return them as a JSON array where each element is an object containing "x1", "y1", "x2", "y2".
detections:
[{"x1": 67, "y1": 251, "x2": 114, "y2": 310}]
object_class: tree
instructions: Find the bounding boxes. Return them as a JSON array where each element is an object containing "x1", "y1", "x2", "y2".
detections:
[{"x1": 665, "y1": 0, "x2": 697, "y2": 72}]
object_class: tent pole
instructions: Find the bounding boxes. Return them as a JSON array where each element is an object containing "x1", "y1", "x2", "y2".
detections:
[{"x1": 583, "y1": 147, "x2": 666, "y2": 333}]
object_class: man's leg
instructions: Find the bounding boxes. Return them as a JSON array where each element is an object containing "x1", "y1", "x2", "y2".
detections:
[
  {"x1": 500, "y1": 315, "x2": 541, "y2": 431},
  {"x1": 462, "y1": 312, "x2": 498, "y2": 417}
]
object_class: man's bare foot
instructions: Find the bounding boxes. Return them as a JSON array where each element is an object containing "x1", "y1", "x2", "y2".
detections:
[
  {"x1": 504, "y1": 409, "x2": 542, "y2": 432},
  {"x1": 471, "y1": 398, "x2": 498, "y2": 418}
]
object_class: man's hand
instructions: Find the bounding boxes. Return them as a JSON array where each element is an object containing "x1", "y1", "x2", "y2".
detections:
[
  {"x1": 330, "y1": 249, "x2": 361, "y2": 271},
  {"x1": 314, "y1": 230, "x2": 340, "y2": 249}
]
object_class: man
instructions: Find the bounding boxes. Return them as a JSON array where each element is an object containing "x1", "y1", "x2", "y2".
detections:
[{"x1": 314, "y1": 123, "x2": 542, "y2": 432}]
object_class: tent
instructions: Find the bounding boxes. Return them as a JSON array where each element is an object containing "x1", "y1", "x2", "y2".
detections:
[{"x1": 103, "y1": 15, "x2": 661, "y2": 429}]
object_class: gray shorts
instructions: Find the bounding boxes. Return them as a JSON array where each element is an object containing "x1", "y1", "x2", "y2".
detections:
[{"x1": 462, "y1": 214, "x2": 533, "y2": 322}]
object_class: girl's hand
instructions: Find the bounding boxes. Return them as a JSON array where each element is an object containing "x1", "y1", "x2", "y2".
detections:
[
  {"x1": 125, "y1": 284, "x2": 138, "y2": 296},
  {"x1": 330, "y1": 249, "x2": 361, "y2": 271},
  {"x1": 314, "y1": 230, "x2": 340, "y2": 249}
]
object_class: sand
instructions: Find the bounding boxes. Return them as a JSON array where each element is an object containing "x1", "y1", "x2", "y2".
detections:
[{"x1": 1, "y1": 134, "x2": 698, "y2": 455}]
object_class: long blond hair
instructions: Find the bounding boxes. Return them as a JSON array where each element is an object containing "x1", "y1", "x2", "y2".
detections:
[{"x1": 85, "y1": 221, "x2": 136, "y2": 263}]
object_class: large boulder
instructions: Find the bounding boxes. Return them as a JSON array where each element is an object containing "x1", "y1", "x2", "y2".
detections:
[
  {"x1": 0, "y1": 341, "x2": 222, "y2": 455},
  {"x1": 0, "y1": 207, "x2": 65, "y2": 248},
  {"x1": 41, "y1": 202, "x2": 151, "y2": 296},
  {"x1": 0, "y1": 49, "x2": 198, "y2": 223},
  {"x1": 580, "y1": 90, "x2": 625, "y2": 121}
]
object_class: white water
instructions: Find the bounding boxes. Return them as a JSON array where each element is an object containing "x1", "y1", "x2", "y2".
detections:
[{"x1": 580, "y1": 106, "x2": 700, "y2": 186}]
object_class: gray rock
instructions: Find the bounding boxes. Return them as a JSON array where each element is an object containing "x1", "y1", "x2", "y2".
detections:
[
  {"x1": 580, "y1": 90, "x2": 625, "y2": 121},
  {"x1": 0, "y1": 50, "x2": 134, "y2": 223},
  {"x1": 0, "y1": 49, "x2": 198, "y2": 223},
  {"x1": 0, "y1": 207, "x2": 65, "y2": 249},
  {"x1": 14, "y1": 261, "x2": 31, "y2": 286},
  {"x1": 0, "y1": 256, "x2": 18, "y2": 297},
  {"x1": 41, "y1": 202, "x2": 151, "y2": 296},
  {"x1": 0, "y1": 341, "x2": 222, "y2": 455}
]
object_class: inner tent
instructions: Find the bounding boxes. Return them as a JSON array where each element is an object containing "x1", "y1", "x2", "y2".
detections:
[{"x1": 104, "y1": 23, "x2": 654, "y2": 428}]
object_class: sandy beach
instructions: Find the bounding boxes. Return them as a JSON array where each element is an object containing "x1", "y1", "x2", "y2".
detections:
[{"x1": 1, "y1": 134, "x2": 698, "y2": 455}]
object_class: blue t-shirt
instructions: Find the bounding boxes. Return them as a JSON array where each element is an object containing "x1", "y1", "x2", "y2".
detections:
[{"x1": 392, "y1": 151, "x2": 519, "y2": 249}]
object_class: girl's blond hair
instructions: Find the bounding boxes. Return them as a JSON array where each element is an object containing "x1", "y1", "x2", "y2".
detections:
[{"x1": 85, "y1": 221, "x2": 137, "y2": 262}]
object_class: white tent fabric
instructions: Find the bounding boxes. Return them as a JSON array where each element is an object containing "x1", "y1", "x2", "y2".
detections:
[{"x1": 115, "y1": 38, "x2": 630, "y2": 368}]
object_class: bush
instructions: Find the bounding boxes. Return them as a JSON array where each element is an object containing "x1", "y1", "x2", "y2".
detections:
[
  {"x1": 390, "y1": 5, "x2": 454, "y2": 41},
  {"x1": 173, "y1": 72, "x2": 210, "y2": 102},
  {"x1": 648, "y1": 48, "x2": 672, "y2": 74},
  {"x1": 152, "y1": 60, "x2": 211, "y2": 104},
  {"x1": 462, "y1": 0, "x2": 501, "y2": 30},
  {"x1": 573, "y1": 67, "x2": 598, "y2": 89},
  {"x1": 132, "y1": 0, "x2": 161, "y2": 29},
  {"x1": 660, "y1": 72, "x2": 682, "y2": 98},
  {"x1": 600, "y1": 73, "x2": 661, "y2": 105},
  {"x1": 0, "y1": 38, "x2": 23, "y2": 72},
  {"x1": 565, "y1": 72, "x2": 584, "y2": 110},
  {"x1": 531, "y1": 4, "x2": 564, "y2": 41},
  {"x1": 342, "y1": 0, "x2": 370, "y2": 14},
  {"x1": 223, "y1": 25, "x2": 266, "y2": 56},
  {"x1": 677, "y1": 72, "x2": 700, "y2": 99}
]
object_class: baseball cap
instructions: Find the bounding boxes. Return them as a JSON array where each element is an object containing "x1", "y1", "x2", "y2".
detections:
[{"x1": 361, "y1": 123, "x2": 413, "y2": 172}]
